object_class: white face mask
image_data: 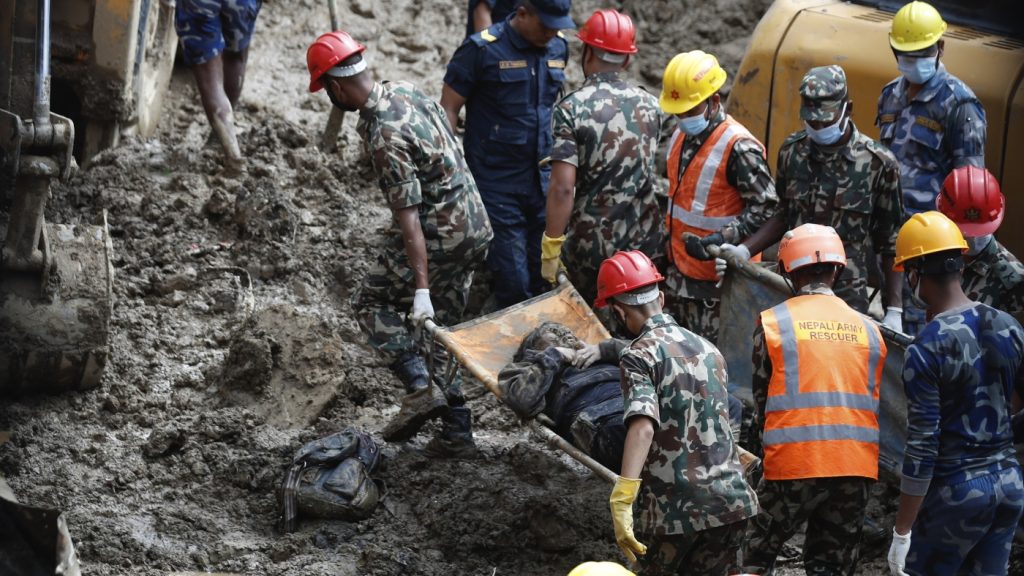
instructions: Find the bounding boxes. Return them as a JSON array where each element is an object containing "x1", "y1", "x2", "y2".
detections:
[
  {"x1": 965, "y1": 234, "x2": 993, "y2": 256},
  {"x1": 803, "y1": 103, "x2": 848, "y2": 146}
]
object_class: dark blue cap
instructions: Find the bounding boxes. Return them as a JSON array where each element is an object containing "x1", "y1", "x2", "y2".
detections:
[{"x1": 530, "y1": 0, "x2": 575, "y2": 30}]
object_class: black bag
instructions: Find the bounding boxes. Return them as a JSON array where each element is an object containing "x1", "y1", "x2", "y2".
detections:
[{"x1": 279, "y1": 428, "x2": 381, "y2": 532}]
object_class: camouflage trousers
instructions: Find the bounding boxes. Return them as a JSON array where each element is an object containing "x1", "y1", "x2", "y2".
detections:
[
  {"x1": 662, "y1": 266, "x2": 721, "y2": 344},
  {"x1": 741, "y1": 476, "x2": 870, "y2": 576},
  {"x1": 636, "y1": 519, "x2": 748, "y2": 576},
  {"x1": 906, "y1": 466, "x2": 1024, "y2": 576},
  {"x1": 352, "y1": 244, "x2": 486, "y2": 372}
]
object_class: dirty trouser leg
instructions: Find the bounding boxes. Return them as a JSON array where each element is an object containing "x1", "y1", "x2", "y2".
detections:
[
  {"x1": 524, "y1": 186, "x2": 548, "y2": 300},
  {"x1": 662, "y1": 266, "x2": 721, "y2": 343},
  {"x1": 637, "y1": 520, "x2": 747, "y2": 576},
  {"x1": 802, "y1": 477, "x2": 870, "y2": 575},
  {"x1": 906, "y1": 466, "x2": 1024, "y2": 576},
  {"x1": 352, "y1": 247, "x2": 417, "y2": 363},
  {"x1": 748, "y1": 476, "x2": 868, "y2": 575}
]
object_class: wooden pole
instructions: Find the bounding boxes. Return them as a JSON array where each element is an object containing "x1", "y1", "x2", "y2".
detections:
[{"x1": 319, "y1": 0, "x2": 345, "y2": 152}]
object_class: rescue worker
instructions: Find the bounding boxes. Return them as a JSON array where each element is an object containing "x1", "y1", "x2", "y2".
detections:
[
  {"x1": 597, "y1": 250, "x2": 757, "y2": 574},
  {"x1": 936, "y1": 165, "x2": 1024, "y2": 324},
  {"x1": 741, "y1": 224, "x2": 887, "y2": 575},
  {"x1": 660, "y1": 50, "x2": 778, "y2": 343},
  {"x1": 442, "y1": 0, "x2": 573, "y2": 309},
  {"x1": 877, "y1": 1, "x2": 987, "y2": 335},
  {"x1": 887, "y1": 211, "x2": 1024, "y2": 576},
  {"x1": 498, "y1": 322, "x2": 627, "y2": 472},
  {"x1": 306, "y1": 31, "x2": 493, "y2": 456},
  {"x1": 739, "y1": 65, "x2": 905, "y2": 326},
  {"x1": 466, "y1": 0, "x2": 517, "y2": 38},
  {"x1": 175, "y1": 0, "x2": 262, "y2": 176},
  {"x1": 541, "y1": 9, "x2": 664, "y2": 306}
]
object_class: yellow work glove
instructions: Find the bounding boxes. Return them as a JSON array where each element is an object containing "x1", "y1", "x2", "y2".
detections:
[
  {"x1": 609, "y1": 476, "x2": 647, "y2": 564},
  {"x1": 541, "y1": 233, "x2": 566, "y2": 284}
]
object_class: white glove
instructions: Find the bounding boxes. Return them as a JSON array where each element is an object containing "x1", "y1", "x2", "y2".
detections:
[
  {"x1": 715, "y1": 243, "x2": 751, "y2": 279},
  {"x1": 410, "y1": 288, "x2": 434, "y2": 326},
  {"x1": 573, "y1": 343, "x2": 601, "y2": 369},
  {"x1": 882, "y1": 306, "x2": 903, "y2": 333},
  {"x1": 887, "y1": 528, "x2": 911, "y2": 576}
]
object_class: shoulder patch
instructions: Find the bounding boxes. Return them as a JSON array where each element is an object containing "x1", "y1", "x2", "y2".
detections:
[
  {"x1": 480, "y1": 29, "x2": 498, "y2": 42},
  {"x1": 557, "y1": 31, "x2": 565, "y2": 39},
  {"x1": 471, "y1": 24, "x2": 503, "y2": 45},
  {"x1": 877, "y1": 113, "x2": 897, "y2": 125}
]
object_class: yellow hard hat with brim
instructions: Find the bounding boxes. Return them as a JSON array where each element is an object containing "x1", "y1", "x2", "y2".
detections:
[
  {"x1": 893, "y1": 211, "x2": 967, "y2": 271},
  {"x1": 889, "y1": 1, "x2": 947, "y2": 52}
]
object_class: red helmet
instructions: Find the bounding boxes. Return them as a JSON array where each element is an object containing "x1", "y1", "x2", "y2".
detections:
[
  {"x1": 937, "y1": 165, "x2": 1004, "y2": 236},
  {"x1": 577, "y1": 10, "x2": 638, "y2": 55},
  {"x1": 594, "y1": 251, "x2": 663, "y2": 308},
  {"x1": 307, "y1": 31, "x2": 366, "y2": 93},
  {"x1": 777, "y1": 224, "x2": 846, "y2": 274}
]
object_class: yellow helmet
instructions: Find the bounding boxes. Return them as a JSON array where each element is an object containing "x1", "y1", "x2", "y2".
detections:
[
  {"x1": 889, "y1": 1, "x2": 947, "y2": 52},
  {"x1": 567, "y1": 561, "x2": 636, "y2": 576},
  {"x1": 893, "y1": 211, "x2": 967, "y2": 271},
  {"x1": 659, "y1": 50, "x2": 727, "y2": 115}
]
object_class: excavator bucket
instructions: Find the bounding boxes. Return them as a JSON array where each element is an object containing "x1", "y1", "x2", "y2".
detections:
[
  {"x1": 0, "y1": 0, "x2": 114, "y2": 395},
  {"x1": 717, "y1": 258, "x2": 910, "y2": 475}
]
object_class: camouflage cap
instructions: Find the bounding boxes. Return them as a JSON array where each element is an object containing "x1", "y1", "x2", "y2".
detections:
[{"x1": 799, "y1": 65, "x2": 848, "y2": 123}]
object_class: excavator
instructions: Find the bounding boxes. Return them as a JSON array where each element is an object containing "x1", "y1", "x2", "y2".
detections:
[{"x1": 1, "y1": 0, "x2": 176, "y2": 395}]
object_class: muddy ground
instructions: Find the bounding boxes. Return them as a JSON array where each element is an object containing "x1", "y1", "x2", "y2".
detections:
[{"x1": 2, "y1": 0, "x2": 1022, "y2": 574}]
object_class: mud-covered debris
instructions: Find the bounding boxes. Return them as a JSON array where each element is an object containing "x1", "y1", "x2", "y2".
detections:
[
  {"x1": 144, "y1": 423, "x2": 186, "y2": 458},
  {"x1": 218, "y1": 331, "x2": 279, "y2": 393}
]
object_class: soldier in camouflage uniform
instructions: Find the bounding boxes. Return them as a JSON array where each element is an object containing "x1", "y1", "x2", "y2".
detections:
[
  {"x1": 742, "y1": 224, "x2": 886, "y2": 575},
  {"x1": 887, "y1": 211, "x2": 1024, "y2": 576},
  {"x1": 595, "y1": 251, "x2": 757, "y2": 575},
  {"x1": 175, "y1": 0, "x2": 262, "y2": 175},
  {"x1": 936, "y1": 165, "x2": 1024, "y2": 326},
  {"x1": 540, "y1": 9, "x2": 663, "y2": 306},
  {"x1": 741, "y1": 66, "x2": 905, "y2": 325},
  {"x1": 659, "y1": 51, "x2": 778, "y2": 344},
  {"x1": 306, "y1": 31, "x2": 492, "y2": 456},
  {"x1": 877, "y1": 1, "x2": 987, "y2": 336}
]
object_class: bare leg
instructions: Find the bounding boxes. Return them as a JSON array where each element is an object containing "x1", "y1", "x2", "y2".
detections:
[
  {"x1": 222, "y1": 48, "x2": 249, "y2": 108},
  {"x1": 192, "y1": 54, "x2": 243, "y2": 175}
]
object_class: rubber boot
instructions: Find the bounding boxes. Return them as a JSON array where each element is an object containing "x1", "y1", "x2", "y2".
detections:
[
  {"x1": 423, "y1": 406, "x2": 477, "y2": 459},
  {"x1": 382, "y1": 353, "x2": 448, "y2": 442}
]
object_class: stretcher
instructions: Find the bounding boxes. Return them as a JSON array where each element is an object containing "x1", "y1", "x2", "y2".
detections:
[
  {"x1": 424, "y1": 277, "x2": 760, "y2": 485},
  {"x1": 714, "y1": 247, "x2": 913, "y2": 475}
]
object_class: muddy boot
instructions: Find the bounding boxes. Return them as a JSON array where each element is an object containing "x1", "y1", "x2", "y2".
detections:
[
  {"x1": 422, "y1": 406, "x2": 477, "y2": 459},
  {"x1": 382, "y1": 353, "x2": 448, "y2": 442}
]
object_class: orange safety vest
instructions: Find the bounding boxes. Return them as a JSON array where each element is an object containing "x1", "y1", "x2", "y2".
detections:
[
  {"x1": 760, "y1": 294, "x2": 885, "y2": 481},
  {"x1": 666, "y1": 115, "x2": 764, "y2": 281}
]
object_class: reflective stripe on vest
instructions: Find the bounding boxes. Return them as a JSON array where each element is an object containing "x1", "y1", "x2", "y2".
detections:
[
  {"x1": 760, "y1": 294, "x2": 885, "y2": 480},
  {"x1": 667, "y1": 116, "x2": 764, "y2": 281}
]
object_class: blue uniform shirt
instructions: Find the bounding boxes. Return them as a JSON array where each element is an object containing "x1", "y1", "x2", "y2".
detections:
[
  {"x1": 876, "y1": 63, "x2": 986, "y2": 215},
  {"x1": 444, "y1": 19, "x2": 568, "y2": 195},
  {"x1": 900, "y1": 302, "x2": 1024, "y2": 496},
  {"x1": 465, "y1": 0, "x2": 517, "y2": 39}
]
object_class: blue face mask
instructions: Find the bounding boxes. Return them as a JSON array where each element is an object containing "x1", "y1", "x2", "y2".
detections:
[
  {"x1": 897, "y1": 55, "x2": 938, "y2": 85},
  {"x1": 678, "y1": 104, "x2": 711, "y2": 136},
  {"x1": 965, "y1": 234, "x2": 992, "y2": 256},
  {"x1": 804, "y1": 103, "x2": 848, "y2": 146}
]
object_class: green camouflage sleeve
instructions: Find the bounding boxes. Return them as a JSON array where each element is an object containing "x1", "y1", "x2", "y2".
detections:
[
  {"x1": 723, "y1": 138, "x2": 778, "y2": 242},
  {"x1": 497, "y1": 348, "x2": 566, "y2": 419},
  {"x1": 869, "y1": 147, "x2": 904, "y2": 256},
  {"x1": 550, "y1": 99, "x2": 579, "y2": 167},
  {"x1": 368, "y1": 124, "x2": 423, "y2": 211},
  {"x1": 620, "y1": 350, "x2": 660, "y2": 427},
  {"x1": 750, "y1": 320, "x2": 771, "y2": 458}
]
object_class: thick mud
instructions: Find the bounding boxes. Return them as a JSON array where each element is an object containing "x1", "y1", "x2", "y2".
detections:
[{"x1": 2, "y1": 1, "x2": 1021, "y2": 575}]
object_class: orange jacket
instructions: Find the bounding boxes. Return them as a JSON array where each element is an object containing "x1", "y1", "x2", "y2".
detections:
[
  {"x1": 667, "y1": 116, "x2": 763, "y2": 281},
  {"x1": 760, "y1": 294, "x2": 885, "y2": 480}
]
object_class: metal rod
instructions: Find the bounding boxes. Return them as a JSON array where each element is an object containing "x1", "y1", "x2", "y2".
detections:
[{"x1": 33, "y1": 0, "x2": 51, "y2": 126}]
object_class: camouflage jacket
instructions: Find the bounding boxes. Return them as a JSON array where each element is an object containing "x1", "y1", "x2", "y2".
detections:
[
  {"x1": 775, "y1": 123, "x2": 904, "y2": 313},
  {"x1": 668, "y1": 106, "x2": 778, "y2": 298},
  {"x1": 901, "y1": 302, "x2": 1024, "y2": 496},
  {"x1": 550, "y1": 71, "x2": 664, "y2": 263},
  {"x1": 498, "y1": 340, "x2": 626, "y2": 432},
  {"x1": 620, "y1": 313, "x2": 758, "y2": 535},
  {"x1": 962, "y1": 238, "x2": 1024, "y2": 326},
  {"x1": 876, "y1": 64, "x2": 986, "y2": 215},
  {"x1": 357, "y1": 81, "x2": 493, "y2": 258}
]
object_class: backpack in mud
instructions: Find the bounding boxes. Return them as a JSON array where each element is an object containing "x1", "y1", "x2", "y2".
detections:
[{"x1": 279, "y1": 428, "x2": 382, "y2": 532}]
